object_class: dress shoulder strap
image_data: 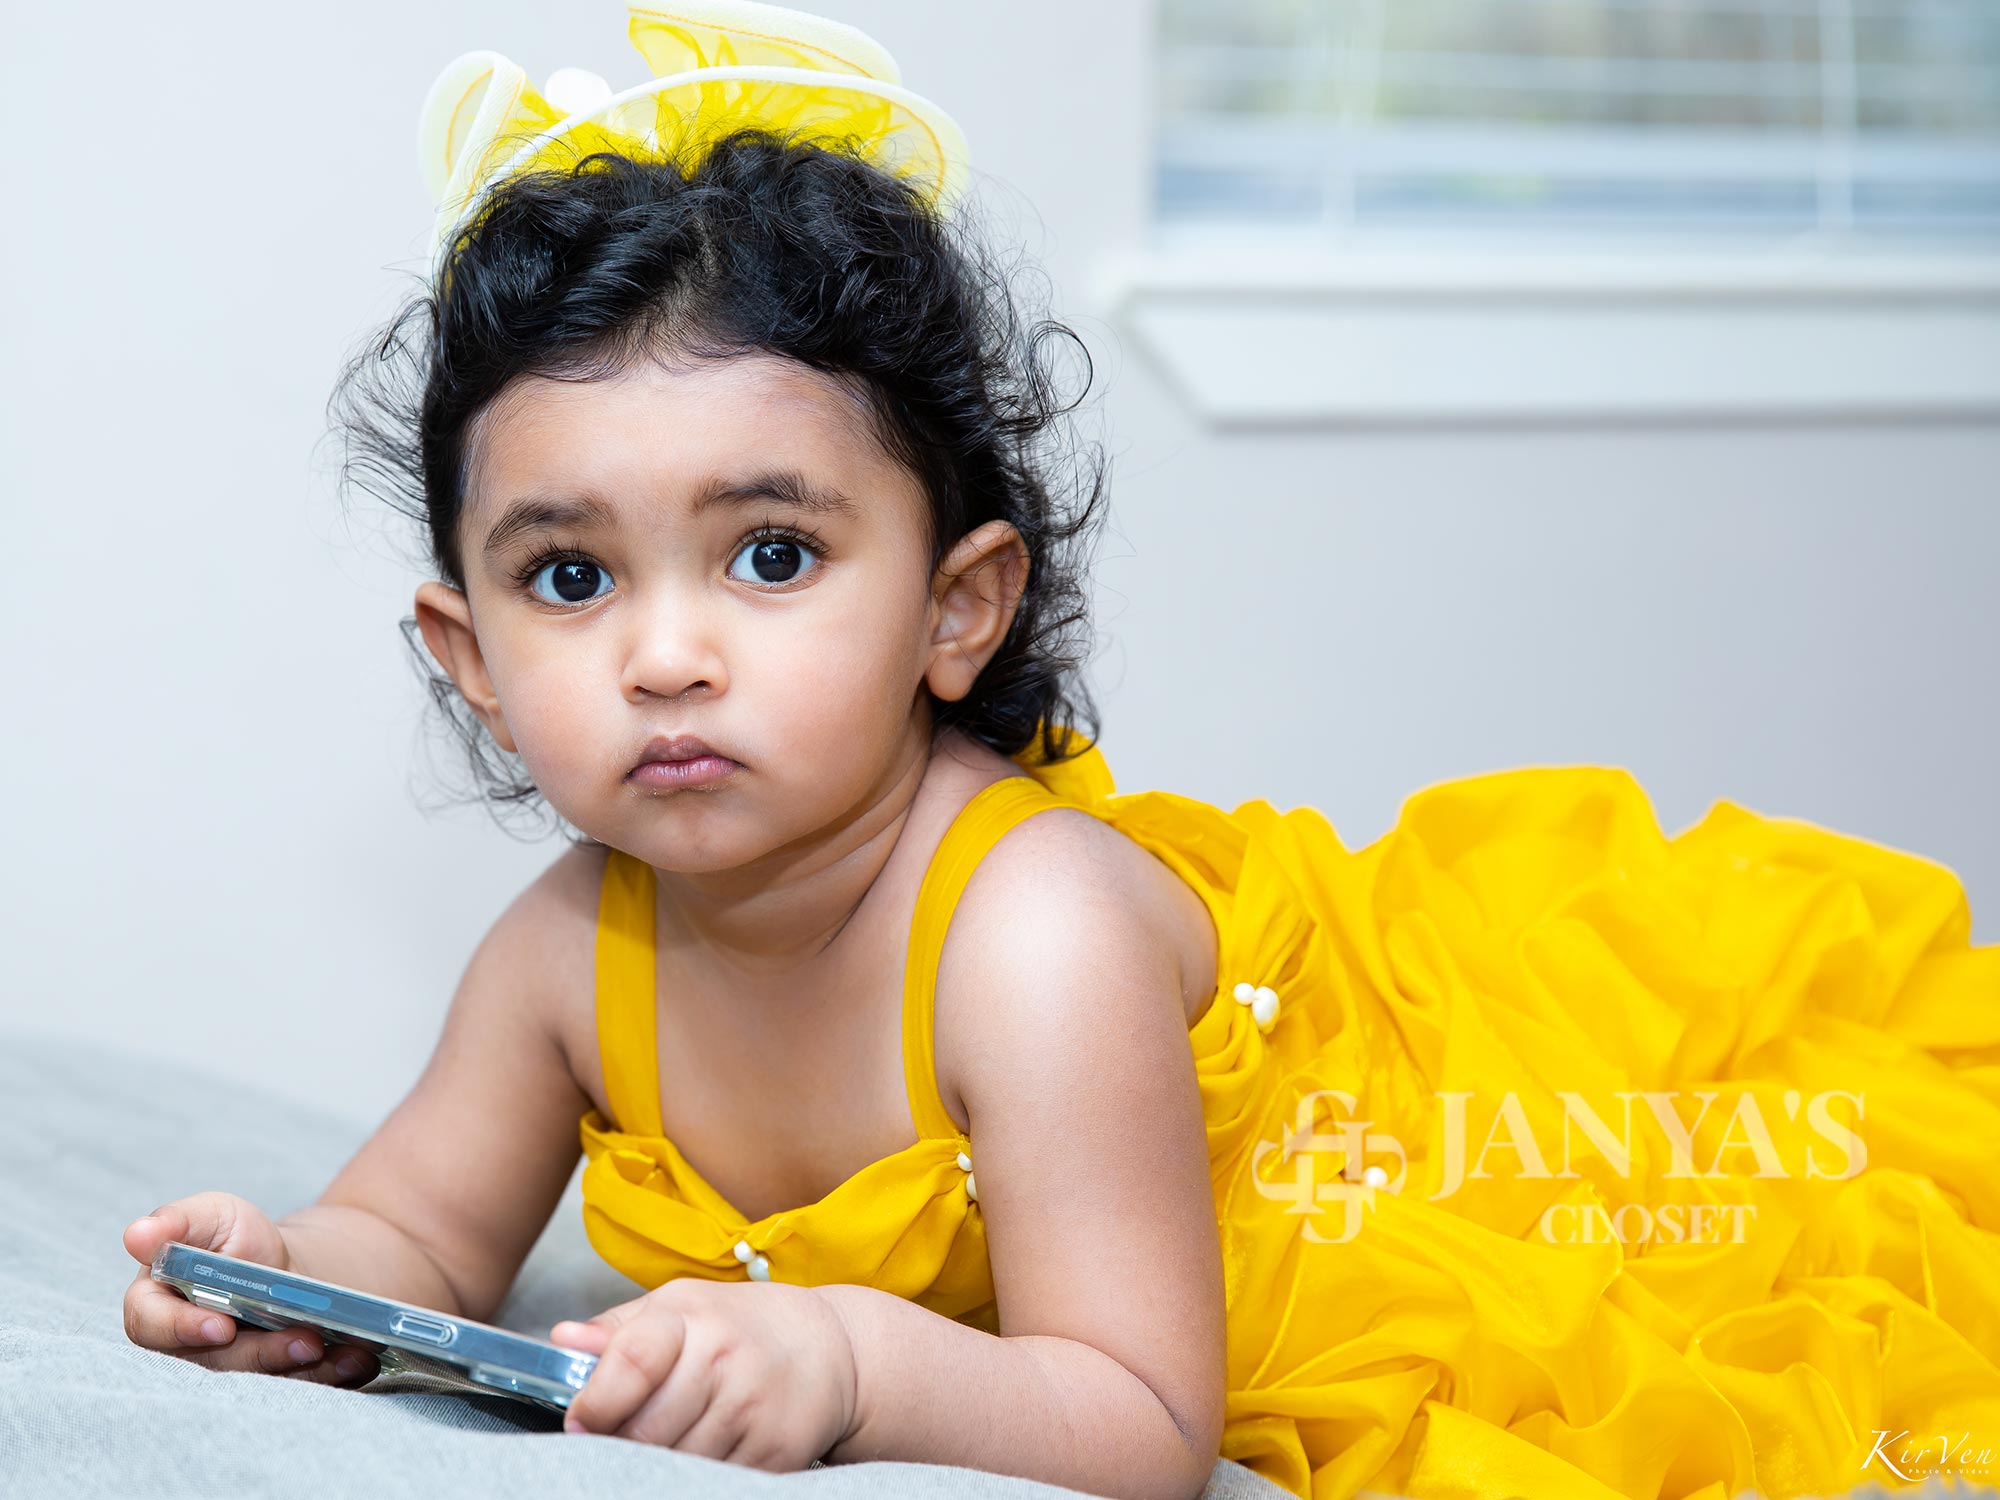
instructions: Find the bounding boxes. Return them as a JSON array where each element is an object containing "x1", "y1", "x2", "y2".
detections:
[
  {"x1": 596, "y1": 847, "x2": 664, "y2": 1137},
  {"x1": 901, "y1": 774, "x2": 1080, "y2": 1142}
]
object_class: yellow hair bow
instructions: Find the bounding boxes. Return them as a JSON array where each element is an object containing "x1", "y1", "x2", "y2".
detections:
[{"x1": 417, "y1": 0, "x2": 972, "y2": 267}]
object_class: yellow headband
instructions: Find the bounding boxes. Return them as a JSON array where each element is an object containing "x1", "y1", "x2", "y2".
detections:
[{"x1": 417, "y1": 0, "x2": 972, "y2": 270}]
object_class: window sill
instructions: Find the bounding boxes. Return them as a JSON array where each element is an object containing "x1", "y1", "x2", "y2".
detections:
[{"x1": 1089, "y1": 245, "x2": 2000, "y2": 426}]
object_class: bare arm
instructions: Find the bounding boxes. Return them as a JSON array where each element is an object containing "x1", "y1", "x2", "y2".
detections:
[
  {"x1": 822, "y1": 814, "x2": 1226, "y2": 1500},
  {"x1": 279, "y1": 845, "x2": 599, "y2": 1318},
  {"x1": 276, "y1": 1204, "x2": 467, "y2": 1314},
  {"x1": 819, "y1": 1286, "x2": 1215, "y2": 1500}
]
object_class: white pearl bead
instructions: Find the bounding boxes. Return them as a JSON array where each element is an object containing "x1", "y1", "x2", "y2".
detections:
[
  {"x1": 1363, "y1": 1165, "x2": 1388, "y2": 1188},
  {"x1": 964, "y1": 1171, "x2": 977, "y2": 1202},
  {"x1": 747, "y1": 1254, "x2": 771, "y2": 1281},
  {"x1": 1251, "y1": 986, "x2": 1280, "y2": 1029},
  {"x1": 733, "y1": 1239, "x2": 753, "y2": 1264},
  {"x1": 1233, "y1": 982, "x2": 1255, "y2": 1005},
  {"x1": 956, "y1": 1151, "x2": 973, "y2": 1172},
  {"x1": 542, "y1": 66, "x2": 613, "y2": 119}
]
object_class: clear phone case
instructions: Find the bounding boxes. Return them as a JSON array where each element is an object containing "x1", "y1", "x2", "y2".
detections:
[{"x1": 151, "y1": 1241, "x2": 599, "y2": 1412}]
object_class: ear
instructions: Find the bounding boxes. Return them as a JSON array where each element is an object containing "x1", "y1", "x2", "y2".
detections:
[
  {"x1": 924, "y1": 520, "x2": 1031, "y2": 705},
  {"x1": 413, "y1": 581, "x2": 519, "y2": 754}
]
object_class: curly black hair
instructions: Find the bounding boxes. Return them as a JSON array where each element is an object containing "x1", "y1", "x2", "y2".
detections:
[{"x1": 328, "y1": 126, "x2": 1110, "y2": 840}]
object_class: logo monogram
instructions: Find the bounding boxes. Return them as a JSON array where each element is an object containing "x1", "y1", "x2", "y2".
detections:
[{"x1": 1248, "y1": 1090, "x2": 1406, "y2": 1243}]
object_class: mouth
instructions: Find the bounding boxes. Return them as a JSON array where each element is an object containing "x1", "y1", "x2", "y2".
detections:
[{"x1": 629, "y1": 734, "x2": 740, "y2": 790}]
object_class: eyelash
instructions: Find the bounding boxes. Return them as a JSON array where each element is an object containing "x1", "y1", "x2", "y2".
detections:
[{"x1": 507, "y1": 521, "x2": 829, "y2": 598}]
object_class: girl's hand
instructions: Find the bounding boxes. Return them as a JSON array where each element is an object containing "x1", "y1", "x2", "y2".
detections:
[
  {"x1": 121, "y1": 1193, "x2": 378, "y2": 1388},
  {"x1": 549, "y1": 1278, "x2": 857, "y2": 1470}
]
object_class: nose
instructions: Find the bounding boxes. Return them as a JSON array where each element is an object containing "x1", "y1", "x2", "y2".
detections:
[{"x1": 620, "y1": 589, "x2": 728, "y2": 703}]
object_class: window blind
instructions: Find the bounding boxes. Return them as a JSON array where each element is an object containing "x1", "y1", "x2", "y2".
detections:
[{"x1": 1154, "y1": 0, "x2": 2000, "y2": 247}]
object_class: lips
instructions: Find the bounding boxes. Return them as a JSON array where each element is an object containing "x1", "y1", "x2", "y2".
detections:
[{"x1": 633, "y1": 734, "x2": 732, "y2": 771}]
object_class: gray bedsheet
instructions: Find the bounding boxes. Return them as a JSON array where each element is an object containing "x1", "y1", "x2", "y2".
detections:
[{"x1": 0, "y1": 1029, "x2": 1291, "y2": 1500}]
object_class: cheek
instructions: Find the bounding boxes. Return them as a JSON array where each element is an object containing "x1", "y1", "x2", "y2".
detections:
[
  {"x1": 766, "y1": 589, "x2": 927, "y2": 699},
  {"x1": 492, "y1": 643, "x2": 606, "y2": 761},
  {"x1": 727, "y1": 592, "x2": 929, "y2": 790}
]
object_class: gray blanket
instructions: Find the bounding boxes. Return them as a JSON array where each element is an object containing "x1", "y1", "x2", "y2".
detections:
[{"x1": 0, "y1": 1030, "x2": 1291, "y2": 1500}]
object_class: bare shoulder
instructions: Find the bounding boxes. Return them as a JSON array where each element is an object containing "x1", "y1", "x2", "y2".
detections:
[
  {"x1": 932, "y1": 798, "x2": 1218, "y2": 1132},
  {"x1": 476, "y1": 840, "x2": 606, "y2": 993},
  {"x1": 424, "y1": 839, "x2": 610, "y2": 1101}
]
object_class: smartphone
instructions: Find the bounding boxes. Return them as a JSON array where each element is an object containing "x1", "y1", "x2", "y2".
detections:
[{"x1": 151, "y1": 1241, "x2": 599, "y2": 1412}]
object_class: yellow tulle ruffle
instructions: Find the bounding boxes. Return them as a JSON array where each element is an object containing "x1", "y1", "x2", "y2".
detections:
[
  {"x1": 1132, "y1": 762, "x2": 2000, "y2": 1499},
  {"x1": 416, "y1": 0, "x2": 970, "y2": 270}
]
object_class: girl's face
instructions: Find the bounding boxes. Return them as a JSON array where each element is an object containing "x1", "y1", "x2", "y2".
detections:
[{"x1": 413, "y1": 351, "x2": 1026, "y2": 873}]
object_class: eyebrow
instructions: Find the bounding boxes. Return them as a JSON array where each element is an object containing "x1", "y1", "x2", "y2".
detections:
[{"x1": 480, "y1": 469, "x2": 864, "y2": 560}]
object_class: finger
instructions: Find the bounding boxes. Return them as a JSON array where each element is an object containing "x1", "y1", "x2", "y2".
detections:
[
  {"x1": 123, "y1": 1208, "x2": 195, "y2": 1266},
  {"x1": 567, "y1": 1308, "x2": 688, "y2": 1436},
  {"x1": 123, "y1": 1269, "x2": 242, "y2": 1354},
  {"x1": 281, "y1": 1343, "x2": 380, "y2": 1388},
  {"x1": 124, "y1": 1208, "x2": 237, "y2": 1264},
  {"x1": 120, "y1": 1257, "x2": 370, "y2": 1379},
  {"x1": 124, "y1": 1215, "x2": 161, "y2": 1265},
  {"x1": 549, "y1": 1320, "x2": 612, "y2": 1354},
  {"x1": 120, "y1": 1255, "x2": 322, "y2": 1366},
  {"x1": 222, "y1": 1329, "x2": 337, "y2": 1376},
  {"x1": 721, "y1": 1422, "x2": 789, "y2": 1473},
  {"x1": 630, "y1": 1363, "x2": 734, "y2": 1457},
  {"x1": 577, "y1": 1296, "x2": 644, "y2": 1335},
  {"x1": 168, "y1": 1326, "x2": 334, "y2": 1376}
]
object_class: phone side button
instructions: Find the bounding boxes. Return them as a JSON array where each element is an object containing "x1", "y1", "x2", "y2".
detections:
[
  {"x1": 390, "y1": 1313, "x2": 455, "y2": 1347},
  {"x1": 188, "y1": 1287, "x2": 233, "y2": 1312}
]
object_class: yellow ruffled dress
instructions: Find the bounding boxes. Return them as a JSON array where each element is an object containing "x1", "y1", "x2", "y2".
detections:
[{"x1": 578, "y1": 726, "x2": 2000, "y2": 1500}]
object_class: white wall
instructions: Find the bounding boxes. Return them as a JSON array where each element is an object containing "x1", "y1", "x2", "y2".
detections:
[{"x1": 4, "y1": 0, "x2": 1994, "y2": 1126}]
